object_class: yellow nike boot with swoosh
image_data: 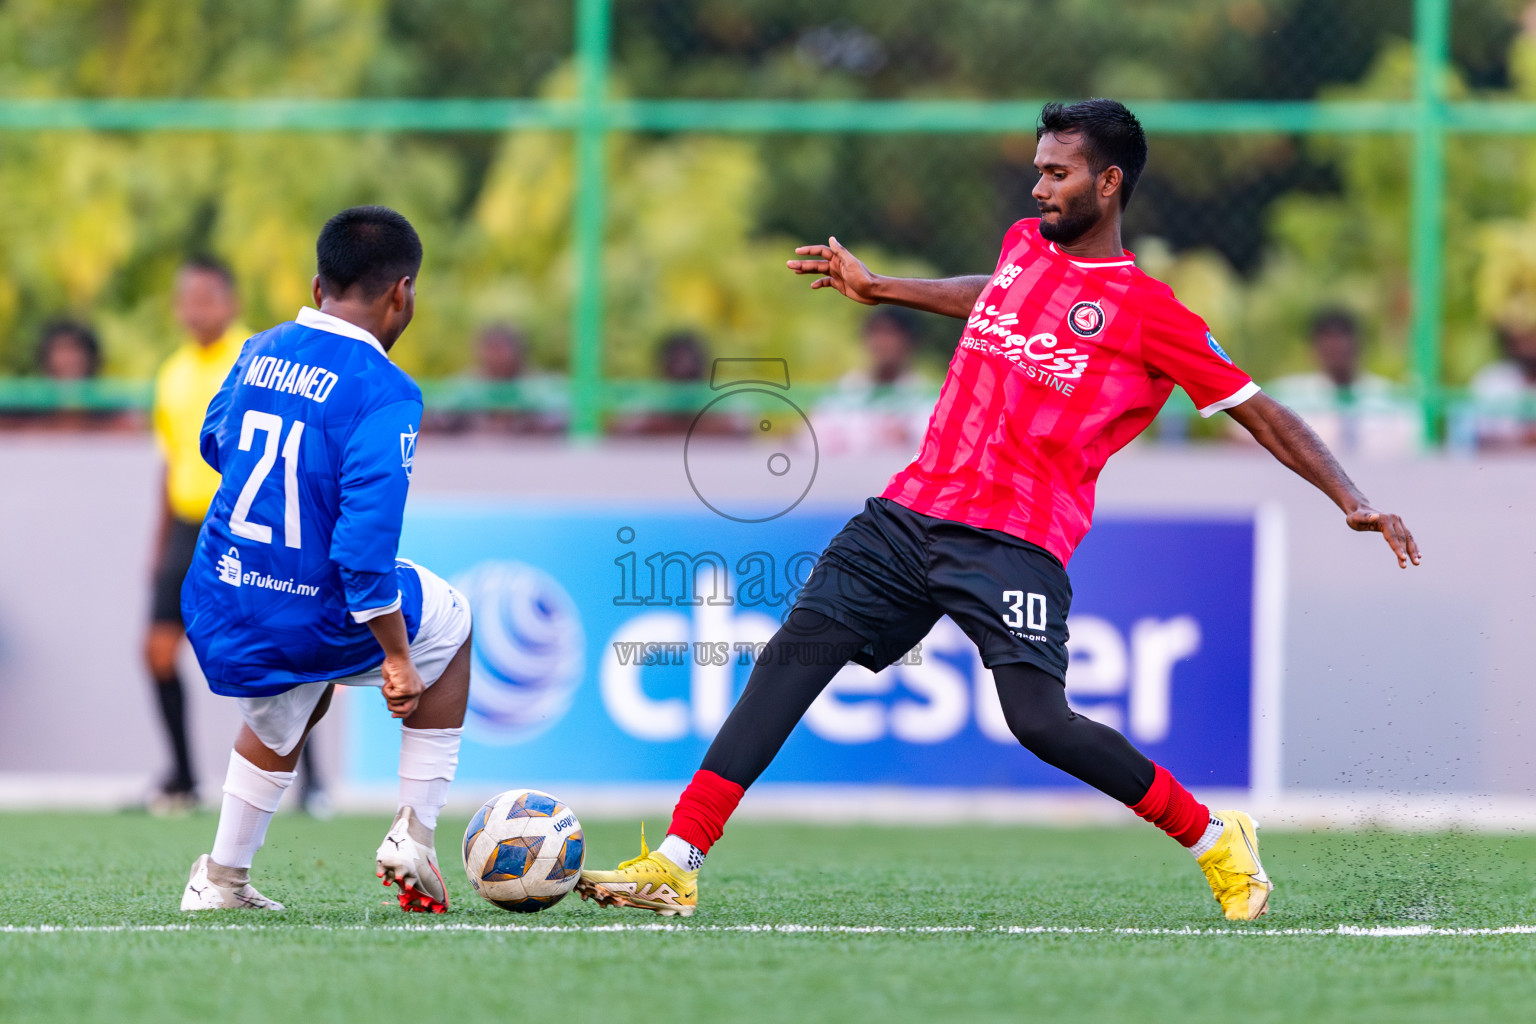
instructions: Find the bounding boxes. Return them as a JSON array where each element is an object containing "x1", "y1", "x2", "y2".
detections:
[
  {"x1": 1197, "y1": 810, "x2": 1273, "y2": 921},
  {"x1": 576, "y1": 827, "x2": 698, "y2": 917}
]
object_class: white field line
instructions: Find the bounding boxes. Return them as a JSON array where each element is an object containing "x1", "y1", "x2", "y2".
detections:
[{"x1": 3, "y1": 923, "x2": 1536, "y2": 938}]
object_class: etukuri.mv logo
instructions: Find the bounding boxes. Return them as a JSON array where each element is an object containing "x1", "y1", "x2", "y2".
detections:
[{"x1": 217, "y1": 547, "x2": 242, "y2": 587}]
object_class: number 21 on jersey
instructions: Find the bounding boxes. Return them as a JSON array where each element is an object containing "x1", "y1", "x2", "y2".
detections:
[{"x1": 229, "y1": 409, "x2": 304, "y2": 549}]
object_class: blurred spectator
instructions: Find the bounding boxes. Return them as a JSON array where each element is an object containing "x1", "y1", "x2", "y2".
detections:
[
  {"x1": 141, "y1": 256, "x2": 339, "y2": 815},
  {"x1": 144, "y1": 258, "x2": 245, "y2": 812},
  {"x1": 479, "y1": 323, "x2": 528, "y2": 381},
  {"x1": 36, "y1": 319, "x2": 102, "y2": 379},
  {"x1": 2, "y1": 319, "x2": 135, "y2": 431},
  {"x1": 813, "y1": 308, "x2": 935, "y2": 455},
  {"x1": 610, "y1": 331, "x2": 740, "y2": 436},
  {"x1": 1463, "y1": 323, "x2": 1536, "y2": 449},
  {"x1": 1258, "y1": 310, "x2": 1419, "y2": 457},
  {"x1": 424, "y1": 324, "x2": 566, "y2": 435},
  {"x1": 659, "y1": 331, "x2": 708, "y2": 383}
]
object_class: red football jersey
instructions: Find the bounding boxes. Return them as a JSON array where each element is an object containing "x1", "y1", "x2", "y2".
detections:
[{"x1": 882, "y1": 218, "x2": 1257, "y2": 566}]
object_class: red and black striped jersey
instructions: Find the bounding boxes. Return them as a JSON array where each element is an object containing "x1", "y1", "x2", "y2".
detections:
[{"x1": 881, "y1": 218, "x2": 1257, "y2": 566}]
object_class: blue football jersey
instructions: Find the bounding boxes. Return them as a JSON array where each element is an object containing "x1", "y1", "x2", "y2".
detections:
[{"x1": 182, "y1": 307, "x2": 425, "y2": 697}]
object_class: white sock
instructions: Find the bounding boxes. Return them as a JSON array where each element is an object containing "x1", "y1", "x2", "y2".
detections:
[
  {"x1": 658, "y1": 834, "x2": 704, "y2": 871},
  {"x1": 1189, "y1": 815, "x2": 1226, "y2": 859},
  {"x1": 210, "y1": 752, "x2": 296, "y2": 871},
  {"x1": 398, "y1": 726, "x2": 462, "y2": 831}
]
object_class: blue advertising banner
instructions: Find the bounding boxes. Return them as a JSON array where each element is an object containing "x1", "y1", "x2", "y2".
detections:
[{"x1": 348, "y1": 502, "x2": 1282, "y2": 793}]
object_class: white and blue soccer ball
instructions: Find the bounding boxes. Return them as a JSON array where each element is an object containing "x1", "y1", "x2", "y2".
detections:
[{"x1": 462, "y1": 788, "x2": 585, "y2": 912}]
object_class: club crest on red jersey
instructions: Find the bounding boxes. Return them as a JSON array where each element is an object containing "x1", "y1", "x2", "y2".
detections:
[{"x1": 1067, "y1": 300, "x2": 1105, "y2": 338}]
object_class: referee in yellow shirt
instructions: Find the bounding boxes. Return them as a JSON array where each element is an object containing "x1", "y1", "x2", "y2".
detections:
[{"x1": 145, "y1": 257, "x2": 248, "y2": 813}]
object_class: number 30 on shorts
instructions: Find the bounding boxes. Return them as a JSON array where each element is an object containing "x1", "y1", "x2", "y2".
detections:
[{"x1": 1002, "y1": 590, "x2": 1047, "y2": 631}]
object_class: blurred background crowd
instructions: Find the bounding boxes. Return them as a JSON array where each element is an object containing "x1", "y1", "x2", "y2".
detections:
[
  {"x1": 9, "y1": 0, "x2": 1536, "y2": 824},
  {"x1": 6, "y1": 0, "x2": 1536, "y2": 453}
]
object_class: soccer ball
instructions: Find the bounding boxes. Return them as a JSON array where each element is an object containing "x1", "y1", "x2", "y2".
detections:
[{"x1": 462, "y1": 788, "x2": 585, "y2": 912}]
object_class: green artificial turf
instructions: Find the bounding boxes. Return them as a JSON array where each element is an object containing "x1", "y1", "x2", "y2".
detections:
[{"x1": 3, "y1": 811, "x2": 1535, "y2": 1023}]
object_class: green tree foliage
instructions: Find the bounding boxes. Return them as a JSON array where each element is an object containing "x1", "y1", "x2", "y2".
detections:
[
  {"x1": 0, "y1": 0, "x2": 463, "y2": 376},
  {"x1": 1145, "y1": 22, "x2": 1536, "y2": 390},
  {"x1": 441, "y1": 69, "x2": 916, "y2": 381},
  {"x1": 0, "y1": 0, "x2": 1529, "y2": 392}
]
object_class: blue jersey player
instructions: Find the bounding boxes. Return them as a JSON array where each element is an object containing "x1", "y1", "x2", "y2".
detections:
[{"x1": 178, "y1": 207, "x2": 471, "y2": 914}]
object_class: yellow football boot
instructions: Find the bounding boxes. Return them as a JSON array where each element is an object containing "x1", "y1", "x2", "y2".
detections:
[
  {"x1": 1196, "y1": 810, "x2": 1274, "y2": 921},
  {"x1": 576, "y1": 826, "x2": 698, "y2": 917}
]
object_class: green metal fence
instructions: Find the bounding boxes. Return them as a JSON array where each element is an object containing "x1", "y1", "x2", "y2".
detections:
[{"x1": 0, "y1": 0, "x2": 1518, "y2": 440}]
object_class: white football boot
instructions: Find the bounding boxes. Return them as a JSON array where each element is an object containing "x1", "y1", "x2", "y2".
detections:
[
  {"x1": 180, "y1": 854, "x2": 285, "y2": 912},
  {"x1": 376, "y1": 806, "x2": 448, "y2": 913}
]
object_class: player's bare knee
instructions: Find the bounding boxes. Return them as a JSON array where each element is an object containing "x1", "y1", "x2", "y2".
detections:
[{"x1": 404, "y1": 636, "x2": 470, "y2": 730}]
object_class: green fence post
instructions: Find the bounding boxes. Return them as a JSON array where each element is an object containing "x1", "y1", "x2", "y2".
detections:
[
  {"x1": 570, "y1": 0, "x2": 611, "y2": 439},
  {"x1": 1410, "y1": 0, "x2": 1450, "y2": 443}
]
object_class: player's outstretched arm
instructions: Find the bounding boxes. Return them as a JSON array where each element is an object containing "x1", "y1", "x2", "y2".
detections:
[
  {"x1": 1226, "y1": 393, "x2": 1421, "y2": 568},
  {"x1": 367, "y1": 610, "x2": 426, "y2": 718},
  {"x1": 787, "y1": 237, "x2": 990, "y2": 318}
]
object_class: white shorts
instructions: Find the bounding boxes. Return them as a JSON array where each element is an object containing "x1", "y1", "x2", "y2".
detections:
[{"x1": 236, "y1": 562, "x2": 471, "y2": 757}]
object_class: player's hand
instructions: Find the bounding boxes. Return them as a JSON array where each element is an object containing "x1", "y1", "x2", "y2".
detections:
[
  {"x1": 1346, "y1": 506, "x2": 1422, "y2": 568},
  {"x1": 787, "y1": 237, "x2": 880, "y2": 305},
  {"x1": 381, "y1": 655, "x2": 426, "y2": 719}
]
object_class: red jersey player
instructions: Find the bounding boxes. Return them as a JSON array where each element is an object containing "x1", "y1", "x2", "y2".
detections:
[{"x1": 579, "y1": 99, "x2": 1420, "y2": 922}]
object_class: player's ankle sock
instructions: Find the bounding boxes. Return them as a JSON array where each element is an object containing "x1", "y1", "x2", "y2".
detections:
[
  {"x1": 1127, "y1": 763, "x2": 1211, "y2": 849},
  {"x1": 657, "y1": 834, "x2": 705, "y2": 871},
  {"x1": 210, "y1": 752, "x2": 295, "y2": 870},
  {"x1": 398, "y1": 779, "x2": 451, "y2": 833},
  {"x1": 1188, "y1": 815, "x2": 1227, "y2": 859},
  {"x1": 154, "y1": 673, "x2": 195, "y2": 791},
  {"x1": 665, "y1": 769, "x2": 745, "y2": 856},
  {"x1": 206, "y1": 859, "x2": 250, "y2": 888},
  {"x1": 397, "y1": 726, "x2": 462, "y2": 831}
]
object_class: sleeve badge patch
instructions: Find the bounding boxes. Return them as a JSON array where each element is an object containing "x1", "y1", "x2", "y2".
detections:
[
  {"x1": 400, "y1": 426, "x2": 418, "y2": 478},
  {"x1": 1206, "y1": 331, "x2": 1233, "y2": 363}
]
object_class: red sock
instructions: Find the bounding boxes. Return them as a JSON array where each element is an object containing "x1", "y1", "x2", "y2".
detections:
[
  {"x1": 666, "y1": 770, "x2": 745, "y2": 854},
  {"x1": 1129, "y1": 764, "x2": 1210, "y2": 848}
]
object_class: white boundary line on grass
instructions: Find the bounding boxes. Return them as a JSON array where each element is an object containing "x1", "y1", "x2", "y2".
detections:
[{"x1": 5, "y1": 923, "x2": 1536, "y2": 938}]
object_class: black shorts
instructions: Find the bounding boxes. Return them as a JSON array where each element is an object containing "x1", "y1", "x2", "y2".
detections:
[
  {"x1": 150, "y1": 517, "x2": 201, "y2": 625},
  {"x1": 793, "y1": 497, "x2": 1073, "y2": 680}
]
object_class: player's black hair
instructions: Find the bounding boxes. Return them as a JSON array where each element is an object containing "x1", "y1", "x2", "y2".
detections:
[
  {"x1": 180, "y1": 254, "x2": 236, "y2": 289},
  {"x1": 1036, "y1": 99, "x2": 1148, "y2": 209},
  {"x1": 864, "y1": 306, "x2": 920, "y2": 343},
  {"x1": 35, "y1": 318, "x2": 102, "y2": 377},
  {"x1": 316, "y1": 205, "x2": 423, "y2": 300},
  {"x1": 1310, "y1": 308, "x2": 1359, "y2": 339}
]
